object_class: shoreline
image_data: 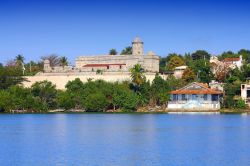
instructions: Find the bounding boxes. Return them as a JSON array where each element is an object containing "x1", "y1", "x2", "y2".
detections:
[{"x1": 1, "y1": 110, "x2": 250, "y2": 115}]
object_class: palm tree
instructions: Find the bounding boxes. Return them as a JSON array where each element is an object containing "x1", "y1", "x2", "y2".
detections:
[
  {"x1": 15, "y1": 54, "x2": 24, "y2": 66},
  {"x1": 109, "y1": 49, "x2": 117, "y2": 55},
  {"x1": 121, "y1": 46, "x2": 132, "y2": 55},
  {"x1": 129, "y1": 64, "x2": 145, "y2": 87},
  {"x1": 60, "y1": 56, "x2": 68, "y2": 69}
]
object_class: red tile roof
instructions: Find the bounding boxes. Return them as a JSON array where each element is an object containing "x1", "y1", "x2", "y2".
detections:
[
  {"x1": 83, "y1": 64, "x2": 126, "y2": 67},
  {"x1": 223, "y1": 58, "x2": 240, "y2": 62},
  {"x1": 170, "y1": 82, "x2": 222, "y2": 95},
  {"x1": 170, "y1": 89, "x2": 223, "y2": 95}
]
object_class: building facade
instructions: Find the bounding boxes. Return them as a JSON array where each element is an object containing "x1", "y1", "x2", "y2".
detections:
[
  {"x1": 44, "y1": 37, "x2": 159, "y2": 73},
  {"x1": 168, "y1": 82, "x2": 223, "y2": 111},
  {"x1": 75, "y1": 38, "x2": 159, "y2": 73},
  {"x1": 210, "y1": 55, "x2": 243, "y2": 75},
  {"x1": 241, "y1": 82, "x2": 250, "y2": 106},
  {"x1": 173, "y1": 65, "x2": 187, "y2": 78}
]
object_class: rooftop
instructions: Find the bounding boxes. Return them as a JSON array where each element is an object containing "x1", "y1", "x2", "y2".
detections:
[
  {"x1": 170, "y1": 82, "x2": 222, "y2": 95},
  {"x1": 223, "y1": 57, "x2": 240, "y2": 62},
  {"x1": 133, "y1": 37, "x2": 143, "y2": 43},
  {"x1": 83, "y1": 64, "x2": 126, "y2": 67}
]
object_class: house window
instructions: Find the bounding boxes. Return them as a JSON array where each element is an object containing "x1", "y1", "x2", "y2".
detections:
[
  {"x1": 181, "y1": 94, "x2": 185, "y2": 100},
  {"x1": 247, "y1": 90, "x2": 250, "y2": 98},
  {"x1": 242, "y1": 85, "x2": 245, "y2": 89},
  {"x1": 107, "y1": 66, "x2": 109, "y2": 70},
  {"x1": 119, "y1": 65, "x2": 122, "y2": 69},
  {"x1": 192, "y1": 94, "x2": 197, "y2": 100},
  {"x1": 204, "y1": 94, "x2": 207, "y2": 101},
  {"x1": 212, "y1": 94, "x2": 218, "y2": 101},
  {"x1": 173, "y1": 94, "x2": 178, "y2": 101}
]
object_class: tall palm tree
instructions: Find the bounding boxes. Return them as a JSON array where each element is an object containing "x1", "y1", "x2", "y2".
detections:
[
  {"x1": 109, "y1": 49, "x2": 117, "y2": 55},
  {"x1": 15, "y1": 54, "x2": 24, "y2": 66},
  {"x1": 60, "y1": 56, "x2": 68, "y2": 69},
  {"x1": 129, "y1": 64, "x2": 145, "y2": 87}
]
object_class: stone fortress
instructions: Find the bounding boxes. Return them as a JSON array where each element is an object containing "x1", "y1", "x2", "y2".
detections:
[
  {"x1": 43, "y1": 37, "x2": 159, "y2": 74},
  {"x1": 24, "y1": 37, "x2": 162, "y2": 89}
]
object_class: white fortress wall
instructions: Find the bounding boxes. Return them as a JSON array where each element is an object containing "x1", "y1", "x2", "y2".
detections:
[{"x1": 23, "y1": 74, "x2": 167, "y2": 90}]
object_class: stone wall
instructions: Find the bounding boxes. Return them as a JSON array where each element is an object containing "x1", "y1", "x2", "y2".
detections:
[
  {"x1": 23, "y1": 73, "x2": 167, "y2": 90},
  {"x1": 75, "y1": 54, "x2": 159, "y2": 72}
]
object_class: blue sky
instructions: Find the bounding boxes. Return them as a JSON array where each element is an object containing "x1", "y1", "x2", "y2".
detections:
[{"x1": 0, "y1": 0, "x2": 250, "y2": 64}]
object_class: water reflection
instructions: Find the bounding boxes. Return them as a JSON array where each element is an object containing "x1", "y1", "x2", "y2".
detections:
[{"x1": 0, "y1": 114, "x2": 249, "y2": 166}]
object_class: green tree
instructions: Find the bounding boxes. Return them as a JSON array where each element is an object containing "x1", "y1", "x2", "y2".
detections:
[
  {"x1": 121, "y1": 46, "x2": 132, "y2": 55},
  {"x1": 167, "y1": 56, "x2": 185, "y2": 70},
  {"x1": 60, "y1": 56, "x2": 68, "y2": 68},
  {"x1": 31, "y1": 81, "x2": 57, "y2": 110},
  {"x1": 137, "y1": 80, "x2": 151, "y2": 106},
  {"x1": 150, "y1": 74, "x2": 170, "y2": 106},
  {"x1": 0, "y1": 66, "x2": 26, "y2": 89},
  {"x1": 65, "y1": 78, "x2": 85, "y2": 109},
  {"x1": 166, "y1": 75, "x2": 185, "y2": 90},
  {"x1": 130, "y1": 64, "x2": 145, "y2": 88},
  {"x1": 191, "y1": 50, "x2": 210, "y2": 60},
  {"x1": 218, "y1": 51, "x2": 239, "y2": 61},
  {"x1": 159, "y1": 56, "x2": 168, "y2": 73},
  {"x1": 236, "y1": 99, "x2": 246, "y2": 109},
  {"x1": 57, "y1": 90, "x2": 75, "y2": 110},
  {"x1": 109, "y1": 49, "x2": 118, "y2": 55},
  {"x1": 0, "y1": 90, "x2": 13, "y2": 112},
  {"x1": 190, "y1": 59, "x2": 213, "y2": 83},
  {"x1": 84, "y1": 92, "x2": 109, "y2": 112},
  {"x1": 112, "y1": 84, "x2": 139, "y2": 111},
  {"x1": 15, "y1": 54, "x2": 25, "y2": 66},
  {"x1": 224, "y1": 78, "x2": 241, "y2": 108},
  {"x1": 238, "y1": 49, "x2": 250, "y2": 63},
  {"x1": 182, "y1": 68, "x2": 196, "y2": 83}
]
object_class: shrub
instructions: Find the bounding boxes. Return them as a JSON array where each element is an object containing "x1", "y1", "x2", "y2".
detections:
[
  {"x1": 84, "y1": 92, "x2": 109, "y2": 112},
  {"x1": 236, "y1": 99, "x2": 246, "y2": 109}
]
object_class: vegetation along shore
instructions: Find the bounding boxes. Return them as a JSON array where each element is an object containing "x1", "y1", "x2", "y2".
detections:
[{"x1": 1, "y1": 49, "x2": 250, "y2": 113}]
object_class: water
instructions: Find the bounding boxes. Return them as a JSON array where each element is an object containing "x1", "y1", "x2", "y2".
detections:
[{"x1": 0, "y1": 114, "x2": 250, "y2": 166}]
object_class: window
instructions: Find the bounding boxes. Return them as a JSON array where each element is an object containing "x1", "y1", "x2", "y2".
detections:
[
  {"x1": 119, "y1": 65, "x2": 122, "y2": 69},
  {"x1": 107, "y1": 66, "x2": 109, "y2": 69},
  {"x1": 242, "y1": 85, "x2": 245, "y2": 89},
  {"x1": 192, "y1": 94, "x2": 197, "y2": 100},
  {"x1": 173, "y1": 94, "x2": 178, "y2": 101},
  {"x1": 212, "y1": 94, "x2": 218, "y2": 101},
  {"x1": 181, "y1": 94, "x2": 185, "y2": 100},
  {"x1": 204, "y1": 94, "x2": 207, "y2": 101}
]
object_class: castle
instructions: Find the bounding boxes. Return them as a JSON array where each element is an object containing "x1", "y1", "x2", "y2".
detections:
[{"x1": 43, "y1": 37, "x2": 159, "y2": 74}]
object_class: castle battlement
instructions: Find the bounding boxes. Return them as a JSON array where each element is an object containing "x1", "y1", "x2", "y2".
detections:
[{"x1": 43, "y1": 37, "x2": 159, "y2": 74}]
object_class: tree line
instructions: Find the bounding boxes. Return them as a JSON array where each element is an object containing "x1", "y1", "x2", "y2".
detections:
[
  {"x1": 1, "y1": 48, "x2": 250, "y2": 112},
  {"x1": 0, "y1": 63, "x2": 183, "y2": 112}
]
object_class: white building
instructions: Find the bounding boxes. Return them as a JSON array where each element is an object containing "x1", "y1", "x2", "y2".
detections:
[
  {"x1": 173, "y1": 65, "x2": 187, "y2": 78},
  {"x1": 223, "y1": 55, "x2": 243, "y2": 69},
  {"x1": 43, "y1": 37, "x2": 159, "y2": 74},
  {"x1": 241, "y1": 83, "x2": 250, "y2": 106},
  {"x1": 168, "y1": 82, "x2": 223, "y2": 111},
  {"x1": 210, "y1": 55, "x2": 243, "y2": 75}
]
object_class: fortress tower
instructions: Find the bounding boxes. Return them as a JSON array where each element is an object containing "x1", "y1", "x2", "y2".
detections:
[
  {"x1": 43, "y1": 59, "x2": 51, "y2": 72},
  {"x1": 132, "y1": 37, "x2": 144, "y2": 56}
]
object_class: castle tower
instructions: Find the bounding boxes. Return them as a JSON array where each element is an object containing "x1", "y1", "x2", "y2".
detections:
[
  {"x1": 132, "y1": 37, "x2": 144, "y2": 56},
  {"x1": 44, "y1": 59, "x2": 51, "y2": 72}
]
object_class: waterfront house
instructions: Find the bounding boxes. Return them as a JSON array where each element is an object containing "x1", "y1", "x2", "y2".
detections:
[
  {"x1": 168, "y1": 82, "x2": 223, "y2": 111},
  {"x1": 241, "y1": 80, "x2": 250, "y2": 107}
]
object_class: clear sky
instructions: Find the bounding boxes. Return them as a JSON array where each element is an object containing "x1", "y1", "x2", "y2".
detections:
[{"x1": 0, "y1": 0, "x2": 250, "y2": 64}]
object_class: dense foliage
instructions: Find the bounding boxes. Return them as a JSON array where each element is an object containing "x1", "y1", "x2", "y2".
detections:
[{"x1": 1, "y1": 48, "x2": 250, "y2": 112}]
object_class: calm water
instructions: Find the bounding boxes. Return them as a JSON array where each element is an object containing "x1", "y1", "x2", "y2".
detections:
[{"x1": 0, "y1": 114, "x2": 250, "y2": 166}]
